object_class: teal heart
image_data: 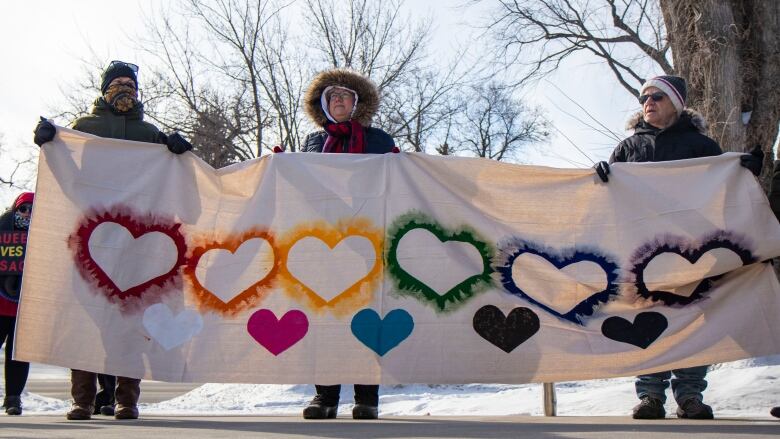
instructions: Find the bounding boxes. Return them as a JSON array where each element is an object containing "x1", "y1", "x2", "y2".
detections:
[{"x1": 350, "y1": 309, "x2": 414, "y2": 356}]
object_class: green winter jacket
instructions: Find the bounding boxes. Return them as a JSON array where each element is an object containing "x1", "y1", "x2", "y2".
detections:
[{"x1": 72, "y1": 98, "x2": 161, "y2": 143}]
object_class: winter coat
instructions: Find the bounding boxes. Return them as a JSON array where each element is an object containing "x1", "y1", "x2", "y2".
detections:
[
  {"x1": 609, "y1": 109, "x2": 722, "y2": 164},
  {"x1": 301, "y1": 68, "x2": 395, "y2": 154},
  {"x1": 768, "y1": 161, "x2": 780, "y2": 223},
  {"x1": 72, "y1": 98, "x2": 161, "y2": 143},
  {"x1": 0, "y1": 209, "x2": 23, "y2": 317},
  {"x1": 301, "y1": 128, "x2": 395, "y2": 154}
]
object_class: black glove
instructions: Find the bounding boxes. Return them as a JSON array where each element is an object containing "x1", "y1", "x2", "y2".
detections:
[
  {"x1": 739, "y1": 144, "x2": 764, "y2": 176},
  {"x1": 594, "y1": 161, "x2": 610, "y2": 183},
  {"x1": 33, "y1": 116, "x2": 56, "y2": 146},
  {"x1": 161, "y1": 131, "x2": 193, "y2": 155}
]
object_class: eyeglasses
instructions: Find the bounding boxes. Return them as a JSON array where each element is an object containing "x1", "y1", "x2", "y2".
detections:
[
  {"x1": 638, "y1": 92, "x2": 666, "y2": 104},
  {"x1": 16, "y1": 204, "x2": 31, "y2": 214},
  {"x1": 108, "y1": 60, "x2": 139, "y2": 74},
  {"x1": 328, "y1": 90, "x2": 354, "y2": 101}
]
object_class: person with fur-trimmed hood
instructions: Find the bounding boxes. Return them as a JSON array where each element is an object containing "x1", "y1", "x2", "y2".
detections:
[
  {"x1": 300, "y1": 68, "x2": 396, "y2": 155},
  {"x1": 0, "y1": 192, "x2": 34, "y2": 416},
  {"x1": 601, "y1": 75, "x2": 725, "y2": 420},
  {"x1": 298, "y1": 68, "x2": 396, "y2": 421}
]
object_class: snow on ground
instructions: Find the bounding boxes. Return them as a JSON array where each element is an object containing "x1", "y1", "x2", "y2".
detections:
[{"x1": 3, "y1": 355, "x2": 779, "y2": 418}]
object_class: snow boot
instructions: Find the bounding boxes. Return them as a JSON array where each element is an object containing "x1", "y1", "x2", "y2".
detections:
[
  {"x1": 676, "y1": 398, "x2": 713, "y2": 419},
  {"x1": 114, "y1": 377, "x2": 140, "y2": 419},
  {"x1": 303, "y1": 394, "x2": 338, "y2": 419},
  {"x1": 770, "y1": 407, "x2": 780, "y2": 418},
  {"x1": 114, "y1": 404, "x2": 139, "y2": 420},
  {"x1": 352, "y1": 404, "x2": 378, "y2": 420},
  {"x1": 632, "y1": 396, "x2": 665, "y2": 419},
  {"x1": 3, "y1": 396, "x2": 22, "y2": 416},
  {"x1": 66, "y1": 404, "x2": 93, "y2": 420}
]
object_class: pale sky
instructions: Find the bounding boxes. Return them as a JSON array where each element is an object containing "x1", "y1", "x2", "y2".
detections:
[{"x1": 0, "y1": 0, "x2": 639, "y2": 205}]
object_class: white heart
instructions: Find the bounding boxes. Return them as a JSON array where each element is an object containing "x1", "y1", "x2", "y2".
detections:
[
  {"x1": 642, "y1": 248, "x2": 744, "y2": 297},
  {"x1": 286, "y1": 236, "x2": 375, "y2": 302},
  {"x1": 511, "y1": 253, "x2": 607, "y2": 315},
  {"x1": 194, "y1": 238, "x2": 274, "y2": 303},
  {"x1": 396, "y1": 228, "x2": 484, "y2": 295},
  {"x1": 88, "y1": 222, "x2": 179, "y2": 292},
  {"x1": 142, "y1": 303, "x2": 203, "y2": 351}
]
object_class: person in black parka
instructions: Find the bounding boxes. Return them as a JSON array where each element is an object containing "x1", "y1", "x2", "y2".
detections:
[
  {"x1": 299, "y1": 68, "x2": 396, "y2": 421},
  {"x1": 607, "y1": 76, "x2": 720, "y2": 420}
]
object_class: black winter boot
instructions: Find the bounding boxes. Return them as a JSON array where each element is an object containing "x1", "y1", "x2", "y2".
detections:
[
  {"x1": 632, "y1": 396, "x2": 665, "y2": 419},
  {"x1": 3, "y1": 396, "x2": 22, "y2": 416},
  {"x1": 352, "y1": 403, "x2": 378, "y2": 420},
  {"x1": 303, "y1": 394, "x2": 338, "y2": 419},
  {"x1": 770, "y1": 407, "x2": 780, "y2": 418},
  {"x1": 676, "y1": 398, "x2": 713, "y2": 419}
]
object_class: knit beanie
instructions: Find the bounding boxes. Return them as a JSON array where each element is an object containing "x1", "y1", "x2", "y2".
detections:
[
  {"x1": 640, "y1": 75, "x2": 687, "y2": 115},
  {"x1": 100, "y1": 62, "x2": 138, "y2": 94},
  {"x1": 14, "y1": 192, "x2": 34, "y2": 210}
]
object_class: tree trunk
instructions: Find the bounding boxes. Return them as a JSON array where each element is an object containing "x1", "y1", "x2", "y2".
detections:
[{"x1": 660, "y1": 0, "x2": 780, "y2": 188}]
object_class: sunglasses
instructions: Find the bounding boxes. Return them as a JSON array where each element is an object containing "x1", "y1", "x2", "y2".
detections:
[
  {"x1": 108, "y1": 60, "x2": 139, "y2": 74},
  {"x1": 16, "y1": 204, "x2": 31, "y2": 214},
  {"x1": 638, "y1": 92, "x2": 666, "y2": 104}
]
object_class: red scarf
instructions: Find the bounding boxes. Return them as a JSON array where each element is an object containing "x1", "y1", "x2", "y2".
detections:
[{"x1": 323, "y1": 120, "x2": 366, "y2": 154}]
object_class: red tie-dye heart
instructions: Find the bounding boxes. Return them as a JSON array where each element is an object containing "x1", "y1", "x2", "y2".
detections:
[{"x1": 69, "y1": 207, "x2": 187, "y2": 306}]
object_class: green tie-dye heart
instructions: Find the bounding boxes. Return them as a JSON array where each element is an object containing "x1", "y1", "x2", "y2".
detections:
[{"x1": 386, "y1": 212, "x2": 494, "y2": 312}]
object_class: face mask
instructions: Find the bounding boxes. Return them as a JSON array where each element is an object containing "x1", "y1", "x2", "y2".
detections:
[
  {"x1": 104, "y1": 84, "x2": 138, "y2": 112},
  {"x1": 14, "y1": 211, "x2": 30, "y2": 230}
]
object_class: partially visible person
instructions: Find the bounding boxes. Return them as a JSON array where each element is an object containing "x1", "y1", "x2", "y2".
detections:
[
  {"x1": 298, "y1": 68, "x2": 396, "y2": 420},
  {"x1": 94, "y1": 374, "x2": 117, "y2": 416},
  {"x1": 763, "y1": 150, "x2": 780, "y2": 422},
  {"x1": 602, "y1": 75, "x2": 722, "y2": 420},
  {"x1": 0, "y1": 192, "x2": 34, "y2": 416},
  {"x1": 33, "y1": 60, "x2": 193, "y2": 421}
]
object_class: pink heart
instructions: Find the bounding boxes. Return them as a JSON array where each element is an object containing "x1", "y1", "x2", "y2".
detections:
[{"x1": 247, "y1": 309, "x2": 308, "y2": 356}]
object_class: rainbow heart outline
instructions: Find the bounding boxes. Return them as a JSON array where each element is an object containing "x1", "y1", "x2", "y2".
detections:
[
  {"x1": 386, "y1": 211, "x2": 494, "y2": 312},
  {"x1": 494, "y1": 238, "x2": 619, "y2": 325}
]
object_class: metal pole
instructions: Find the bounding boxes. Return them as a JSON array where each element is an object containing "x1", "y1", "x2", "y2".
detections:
[{"x1": 543, "y1": 382, "x2": 557, "y2": 416}]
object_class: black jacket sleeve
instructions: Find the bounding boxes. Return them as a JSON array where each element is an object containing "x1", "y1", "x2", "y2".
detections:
[
  {"x1": 302, "y1": 131, "x2": 326, "y2": 153},
  {"x1": 701, "y1": 137, "x2": 723, "y2": 157},
  {"x1": 768, "y1": 160, "x2": 780, "y2": 223},
  {"x1": 609, "y1": 142, "x2": 625, "y2": 164}
]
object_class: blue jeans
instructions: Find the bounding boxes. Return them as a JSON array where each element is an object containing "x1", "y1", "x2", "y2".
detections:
[{"x1": 635, "y1": 365, "x2": 709, "y2": 404}]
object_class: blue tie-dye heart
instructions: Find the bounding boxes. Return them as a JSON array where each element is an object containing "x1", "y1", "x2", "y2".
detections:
[
  {"x1": 351, "y1": 308, "x2": 414, "y2": 356},
  {"x1": 494, "y1": 238, "x2": 619, "y2": 325}
]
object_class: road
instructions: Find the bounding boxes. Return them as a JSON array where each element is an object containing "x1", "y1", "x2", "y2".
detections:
[{"x1": 0, "y1": 415, "x2": 778, "y2": 439}]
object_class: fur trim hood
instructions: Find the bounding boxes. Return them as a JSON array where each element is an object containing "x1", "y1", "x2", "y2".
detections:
[
  {"x1": 304, "y1": 69, "x2": 379, "y2": 127},
  {"x1": 626, "y1": 108, "x2": 708, "y2": 133}
]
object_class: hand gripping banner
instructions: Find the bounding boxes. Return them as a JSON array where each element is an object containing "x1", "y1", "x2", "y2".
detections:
[{"x1": 14, "y1": 128, "x2": 780, "y2": 384}]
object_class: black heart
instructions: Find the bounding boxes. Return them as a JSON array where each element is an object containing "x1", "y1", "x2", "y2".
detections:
[
  {"x1": 473, "y1": 305, "x2": 540, "y2": 353},
  {"x1": 601, "y1": 312, "x2": 668, "y2": 349}
]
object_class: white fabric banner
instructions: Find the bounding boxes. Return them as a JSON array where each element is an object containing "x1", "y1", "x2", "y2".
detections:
[{"x1": 14, "y1": 127, "x2": 780, "y2": 384}]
